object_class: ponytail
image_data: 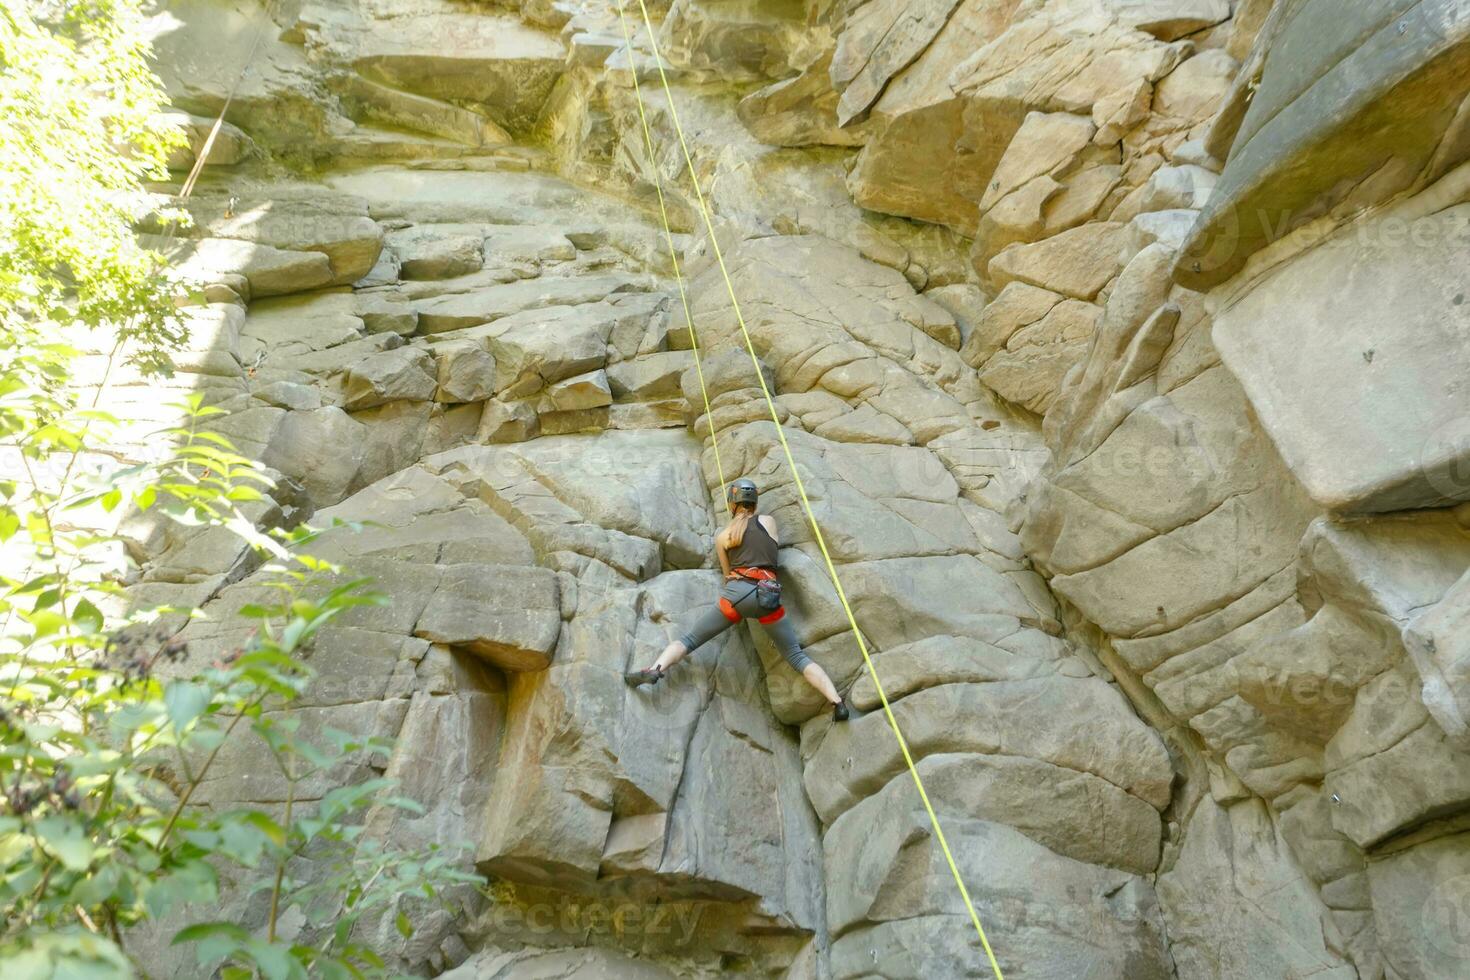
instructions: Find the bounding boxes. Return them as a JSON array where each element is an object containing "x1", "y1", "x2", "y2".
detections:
[{"x1": 725, "y1": 504, "x2": 755, "y2": 548}]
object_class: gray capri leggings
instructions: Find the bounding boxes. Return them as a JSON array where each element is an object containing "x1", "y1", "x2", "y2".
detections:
[{"x1": 677, "y1": 579, "x2": 813, "y2": 672}]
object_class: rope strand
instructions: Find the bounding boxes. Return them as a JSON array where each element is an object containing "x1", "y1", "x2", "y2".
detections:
[
  {"x1": 614, "y1": 3, "x2": 1007, "y2": 976},
  {"x1": 612, "y1": 5, "x2": 727, "y2": 496}
]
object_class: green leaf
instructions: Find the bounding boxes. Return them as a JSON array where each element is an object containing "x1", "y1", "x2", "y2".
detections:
[
  {"x1": 163, "y1": 681, "x2": 211, "y2": 732},
  {"x1": 172, "y1": 921, "x2": 250, "y2": 945},
  {"x1": 243, "y1": 938, "x2": 305, "y2": 980},
  {"x1": 0, "y1": 508, "x2": 19, "y2": 542},
  {"x1": 395, "y1": 910, "x2": 414, "y2": 939},
  {"x1": 72, "y1": 597, "x2": 103, "y2": 635},
  {"x1": 3, "y1": 931, "x2": 132, "y2": 980},
  {"x1": 217, "y1": 816, "x2": 268, "y2": 866},
  {"x1": 144, "y1": 860, "x2": 218, "y2": 918},
  {"x1": 34, "y1": 815, "x2": 96, "y2": 871},
  {"x1": 319, "y1": 961, "x2": 353, "y2": 980}
]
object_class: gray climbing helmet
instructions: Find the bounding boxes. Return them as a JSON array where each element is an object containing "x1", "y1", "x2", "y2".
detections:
[{"x1": 726, "y1": 478, "x2": 758, "y2": 506}]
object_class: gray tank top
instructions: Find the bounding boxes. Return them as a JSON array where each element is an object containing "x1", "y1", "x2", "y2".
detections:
[{"x1": 727, "y1": 516, "x2": 778, "y2": 570}]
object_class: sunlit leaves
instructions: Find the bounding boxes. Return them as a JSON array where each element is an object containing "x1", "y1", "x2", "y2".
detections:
[
  {"x1": 0, "y1": 0, "x2": 185, "y2": 378},
  {"x1": 1, "y1": 8, "x2": 483, "y2": 975}
]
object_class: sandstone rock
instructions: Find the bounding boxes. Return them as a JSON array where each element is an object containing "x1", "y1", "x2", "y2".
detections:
[
  {"x1": 922, "y1": 283, "x2": 989, "y2": 351},
  {"x1": 849, "y1": 7, "x2": 1187, "y2": 234},
  {"x1": 606, "y1": 351, "x2": 691, "y2": 400},
  {"x1": 261, "y1": 406, "x2": 366, "y2": 507},
  {"x1": 150, "y1": 0, "x2": 338, "y2": 156},
  {"x1": 1154, "y1": 49, "x2": 1238, "y2": 122},
  {"x1": 1092, "y1": 78, "x2": 1154, "y2": 143},
  {"x1": 442, "y1": 947, "x2": 680, "y2": 979},
  {"x1": 328, "y1": 10, "x2": 565, "y2": 135},
  {"x1": 254, "y1": 380, "x2": 322, "y2": 412},
  {"x1": 979, "y1": 299, "x2": 1102, "y2": 414},
  {"x1": 830, "y1": 0, "x2": 964, "y2": 126},
  {"x1": 481, "y1": 226, "x2": 577, "y2": 266},
  {"x1": 987, "y1": 222, "x2": 1133, "y2": 300},
  {"x1": 1135, "y1": 163, "x2": 1218, "y2": 213},
  {"x1": 431, "y1": 343, "x2": 497, "y2": 404},
  {"x1": 656, "y1": 0, "x2": 820, "y2": 82},
  {"x1": 1212, "y1": 199, "x2": 1470, "y2": 512},
  {"x1": 333, "y1": 73, "x2": 509, "y2": 147},
  {"x1": 159, "y1": 193, "x2": 384, "y2": 286},
  {"x1": 805, "y1": 676, "x2": 1173, "y2": 824},
  {"x1": 537, "y1": 369, "x2": 612, "y2": 413},
  {"x1": 1177, "y1": 2, "x2": 1470, "y2": 287},
  {"x1": 1367, "y1": 828, "x2": 1470, "y2": 978},
  {"x1": 1158, "y1": 796, "x2": 1357, "y2": 980},
  {"x1": 811, "y1": 403, "x2": 914, "y2": 445},
  {"x1": 1406, "y1": 569, "x2": 1470, "y2": 748},
  {"x1": 352, "y1": 400, "x2": 431, "y2": 491},
  {"x1": 475, "y1": 400, "x2": 540, "y2": 444},
  {"x1": 736, "y1": 52, "x2": 872, "y2": 147},
  {"x1": 344, "y1": 347, "x2": 437, "y2": 409},
  {"x1": 482, "y1": 305, "x2": 615, "y2": 398},
  {"x1": 160, "y1": 110, "x2": 251, "y2": 168},
  {"x1": 415, "y1": 276, "x2": 637, "y2": 333},
  {"x1": 124, "y1": 3, "x2": 1470, "y2": 975},
  {"x1": 154, "y1": 235, "x2": 335, "y2": 298},
  {"x1": 1128, "y1": 207, "x2": 1198, "y2": 252},
  {"x1": 395, "y1": 231, "x2": 485, "y2": 280},
  {"x1": 422, "y1": 402, "x2": 483, "y2": 456},
  {"x1": 846, "y1": 635, "x2": 1051, "y2": 709},
  {"x1": 962, "y1": 281, "x2": 1062, "y2": 368},
  {"x1": 414, "y1": 564, "x2": 560, "y2": 671},
  {"x1": 1105, "y1": 0, "x2": 1230, "y2": 42},
  {"x1": 828, "y1": 817, "x2": 1172, "y2": 979},
  {"x1": 312, "y1": 467, "x2": 534, "y2": 568},
  {"x1": 979, "y1": 111, "x2": 1096, "y2": 214},
  {"x1": 356, "y1": 293, "x2": 419, "y2": 335}
]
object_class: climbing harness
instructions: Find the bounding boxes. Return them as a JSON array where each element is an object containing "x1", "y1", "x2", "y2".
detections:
[
  {"x1": 723, "y1": 567, "x2": 782, "y2": 620},
  {"x1": 612, "y1": 3, "x2": 1008, "y2": 977}
]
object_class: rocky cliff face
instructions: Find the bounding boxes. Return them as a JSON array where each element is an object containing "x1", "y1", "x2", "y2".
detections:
[{"x1": 120, "y1": 0, "x2": 1470, "y2": 977}]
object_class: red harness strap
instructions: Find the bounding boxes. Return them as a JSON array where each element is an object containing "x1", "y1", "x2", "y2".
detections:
[
  {"x1": 729, "y1": 566, "x2": 777, "y2": 580},
  {"x1": 718, "y1": 596, "x2": 741, "y2": 622},
  {"x1": 722, "y1": 567, "x2": 782, "y2": 623}
]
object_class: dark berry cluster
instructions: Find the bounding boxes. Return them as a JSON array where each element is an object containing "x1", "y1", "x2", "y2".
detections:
[{"x1": 102, "y1": 625, "x2": 189, "y2": 681}]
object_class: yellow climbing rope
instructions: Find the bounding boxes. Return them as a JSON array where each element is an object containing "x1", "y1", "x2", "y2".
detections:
[
  {"x1": 613, "y1": 3, "x2": 1007, "y2": 977},
  {"x1": 611, "y1": 3, "x2": 727, "y2": 495}
]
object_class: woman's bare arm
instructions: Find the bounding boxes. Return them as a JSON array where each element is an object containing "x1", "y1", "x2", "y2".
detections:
[{"x1": 715, "y1": 531, "x2": 732, "y2": 576}]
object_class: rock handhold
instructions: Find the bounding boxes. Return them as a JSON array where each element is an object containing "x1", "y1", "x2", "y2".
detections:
[
  {"x1": 394, "y1": 230, "x2": 485, "y2": 281},
  {"x1": 1105, "y1": 0, "x2": 1231, "y2": 41},
  {"x1": 987, "y1": 222, "x2": 1134, "y2": 300},
  {"x1": 414, "y1": 563, "x2": 560, "y2": 671},
  {"x1": 343, "y1": 347, "x2": 437, "y2": 410}
]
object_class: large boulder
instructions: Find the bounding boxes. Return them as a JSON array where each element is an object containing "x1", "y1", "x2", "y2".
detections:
[
  {"x1": 414, "y1": 564, "x2": 561, "y2": 671},
  {"x1": 1212, "y1": 194, "x2": 1470, "y2": 513},
  {"x1": 1177, "y1": 0, "x2": 1470, "y2": 287},
  {"x1": 304, "y1": 5, "x2": 566, "y2": 135}
]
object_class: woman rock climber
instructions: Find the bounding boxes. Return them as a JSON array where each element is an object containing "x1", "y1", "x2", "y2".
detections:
[{"x1": 624, "y1": 478, "x2": 850, "y2": 722}]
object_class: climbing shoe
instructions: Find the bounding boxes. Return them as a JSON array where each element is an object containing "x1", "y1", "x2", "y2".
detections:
[
  {"x1": 832, "y1": 697, "x2": 850, "y2": 722},
  {"x1": 624, "y1": 666, "x2": 665, "y2": 688}
]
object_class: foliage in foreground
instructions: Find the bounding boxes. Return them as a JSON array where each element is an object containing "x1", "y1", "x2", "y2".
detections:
[
  {"x1": 2, "y1": 404, "x2": 482, "y2": 980},
  {"x1": 2, "y1": 3, "x2": 483, "y2": 978}
]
